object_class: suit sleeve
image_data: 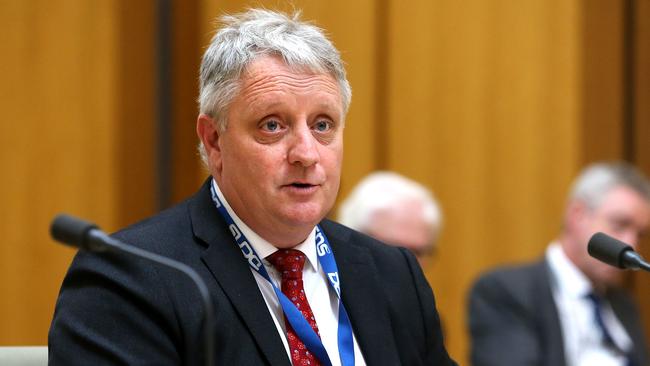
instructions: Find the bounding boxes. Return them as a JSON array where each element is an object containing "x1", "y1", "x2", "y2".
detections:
[
  {"x1": 48, "y1": 250, "x2": 192, "y2": 365},
  {"x1": 400, "y1": 248, "x2": 458, "y2": 366},
  {"x1": 467, "y1": 272, "x2": 542, "y2": 366}
]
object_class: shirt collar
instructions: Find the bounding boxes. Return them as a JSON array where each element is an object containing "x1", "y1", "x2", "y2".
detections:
[
  {"x1": 211, "y1": 178, "x2": 319, "y2": 272},
  {"x1": 546, "y1": 241, "x2": 593, "y2": 298}
]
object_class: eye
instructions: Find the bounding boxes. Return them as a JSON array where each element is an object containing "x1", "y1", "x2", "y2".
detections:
[
  {"x1": 313, "y1": 120, "x2": 332, "y2": 132},
  {"x1": 608, "y1": 217, "x2": 629, "y2": 232},
  {"x1": 261, "y1": 119, "x2": 281, "y2": 132}
]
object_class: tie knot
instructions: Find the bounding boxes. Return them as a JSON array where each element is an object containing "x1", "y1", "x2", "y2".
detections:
[{"x1": 267, "y1": 249, "x2": 306, "y2": 280}]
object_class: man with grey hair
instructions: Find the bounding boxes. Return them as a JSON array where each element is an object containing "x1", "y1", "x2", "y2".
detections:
[
  {"x1": 49, "y1": 9, "x2": 455, "y2": 365},
  {"x1": 468, "y1": 161, "x2": 650, "y2": 366},
  {"x1": 338, "y1": 171, "x2": 443, "y2": 267}
]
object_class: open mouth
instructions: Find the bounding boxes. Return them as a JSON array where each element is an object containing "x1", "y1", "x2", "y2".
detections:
[
  {"x1": 291, "y1": 183, "x2": 314, "y2": 188},
  {"x1": 283, "y1": 182, "x2": 320, "y2": 194}
]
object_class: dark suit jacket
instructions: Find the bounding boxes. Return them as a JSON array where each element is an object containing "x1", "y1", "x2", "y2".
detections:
[
  {"x1": 49, "y1": 179, "x2": 455, "y2": 365},
  {"x1": 468, "y1": 258, "x2": 648, "y2": 366}
]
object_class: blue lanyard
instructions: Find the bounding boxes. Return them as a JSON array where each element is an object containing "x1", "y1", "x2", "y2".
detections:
[{"x1": 210, "y1": 182, "x2": 355, "y2": 366}]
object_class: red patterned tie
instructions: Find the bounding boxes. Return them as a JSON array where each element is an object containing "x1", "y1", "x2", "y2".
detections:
[{"x1": 267, "y1": 249, "x2": 322, "y2": 366}]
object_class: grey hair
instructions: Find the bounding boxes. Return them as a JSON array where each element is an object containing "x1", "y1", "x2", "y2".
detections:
[
  {"x1": 197, "y1": 9, "x2": 352, "y2": 164},
  {"x1": 337, "y1": 171, "x2": 443, "y2": 234},
  {"x1": 569, "y1": 161, "x2": 650, "y2": 210}
]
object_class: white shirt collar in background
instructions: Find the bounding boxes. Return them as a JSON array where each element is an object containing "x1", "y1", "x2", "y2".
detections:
[{"x1": 547, "y1": 242, "x2": 632, "y2": 366}]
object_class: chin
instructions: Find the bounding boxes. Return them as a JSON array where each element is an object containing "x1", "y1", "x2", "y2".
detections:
[{"x1": 282, "y1": 205, "x2": 326, "y2": 226}]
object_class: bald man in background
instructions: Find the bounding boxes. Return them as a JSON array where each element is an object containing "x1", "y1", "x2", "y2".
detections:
[{"x1": 338, "y1": 171, "x2": 443, "y2": 267}]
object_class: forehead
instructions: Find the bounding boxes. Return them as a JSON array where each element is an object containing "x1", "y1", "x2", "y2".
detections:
[
  {"x1": 596, "y1": 186, "x2": 650, "y2": 218},
  {"x1": 368, "y1": 205, "x2": 434, "y2": 241},
  {"x1": 238, "y1": 55, "x2": 342, "y2": 104},
  {"x1": 388, "y1": 204, "x2": 430, "y2": 230}
]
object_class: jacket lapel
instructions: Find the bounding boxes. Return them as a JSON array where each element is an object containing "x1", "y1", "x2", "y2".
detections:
[
  {"x1": 322, "y1": 221, "x2": 402, "y2": 366},
  {"x1": 190, "y1": 180, "x2": 291, "y2": 366},
  {"x1": 539, "y1": 259, "x2": 568, "y2": 366}
]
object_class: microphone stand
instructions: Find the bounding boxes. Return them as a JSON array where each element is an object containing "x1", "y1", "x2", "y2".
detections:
[{"x1": 51, "y1": 215, "x2": 214, "y2": 366}]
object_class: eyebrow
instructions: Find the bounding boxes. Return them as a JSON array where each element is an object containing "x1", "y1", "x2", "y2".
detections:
[{"x1": 245, "y1": 98, "x2": 343, "y2": 119}]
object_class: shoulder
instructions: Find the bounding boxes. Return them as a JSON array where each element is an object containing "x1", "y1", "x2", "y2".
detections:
[
  {"x1": 66, "y1": 195, "x2": 198, "y2": 281},
  {"x1": 49, "y1": 194, "x2": 205, "y2": 365},
  {"x1": 61, "y1": 188, "x2": 210, "y2": 300},
  {"x1": 112, "y1": 178, "x2": 213, "y2": 247},
  {"x1": 55, "y1": 185, "x2": 212, "y2": 319},
  {"x1": 468, "y1": 259, "x2": 557, "y2": 335},
  {"x1": 470, "y1": 259, "x2": 549, "y2": 305},
  {"x1": 112, "y1": 199, "x2": 194, "y2": 252},
  {"x1": 110, "y1": 181, "x2": 215, "y2": 262}
]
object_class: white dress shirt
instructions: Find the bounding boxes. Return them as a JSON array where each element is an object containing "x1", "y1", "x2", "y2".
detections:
[
  {"x1": 546, "y1": 243, "x2": 632, "y2": 366},
  {"x1": 212, "y1": 180, "x2": 366, "y2": 366}
]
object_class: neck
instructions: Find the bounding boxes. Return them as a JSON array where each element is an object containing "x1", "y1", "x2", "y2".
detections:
[
  {"x1": 557, "y1": 234, "x2": 606, "y2": 291},
  {"x1": 229, "y1": 204, "x2": 314, "y2": 249},
  {"x1": 264, "y1": 230, "x2": 313, "y2": 249},
  {"x1": 212, "y1": 178, "x2": 315, "y2": 249},
  {"x1": 558, "y1": 235, "x2": 579, "y2": 265}
]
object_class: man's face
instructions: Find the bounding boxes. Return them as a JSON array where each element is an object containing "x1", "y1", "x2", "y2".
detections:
[
  {"x1": 366, "y1": 200, "x2": 436, "y2": 267},
  {"x1": 199, "y1": 55, "x2": 344, "y2": 248},
  {"x1": 575, "y1": 186, "x2": 650, "y2": 286}
]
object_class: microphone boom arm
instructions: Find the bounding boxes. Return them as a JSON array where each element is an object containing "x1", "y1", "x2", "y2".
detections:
[{"x1": 51, "y1": 214, "x2": 215, "y2": 366}]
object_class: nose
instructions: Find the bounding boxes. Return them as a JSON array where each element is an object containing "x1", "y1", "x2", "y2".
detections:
[
  {"x1": 287, "y1": 125, "x2": 319, "y2": 167},
  {"x1": 618, "y1": 230, "x2": 639, "y2": 249}
]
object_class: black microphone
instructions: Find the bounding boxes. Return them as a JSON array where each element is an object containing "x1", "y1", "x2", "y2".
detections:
[
  {"x1": 50, "y1": 214, "x2": 215, "y2": 366},
  {"x1": 587, "y1": 232, "x2": 650, "y2": 272}
]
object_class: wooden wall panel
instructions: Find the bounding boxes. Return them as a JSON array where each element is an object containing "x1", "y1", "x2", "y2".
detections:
[
  {"x1": 0, "y1": 1, "x2": 156, "y2": 344},
  {"x1": 0, "y1": 1, "x2": 120, "y2": 344},
  {"x1": 169, "y1": 0, "x2": 203, "y2": 204},
  {"x1": 3, "y1": 0, "x2": 645, "y2": 359},
  {"x1": 581, "y1": 0, "x2": 624, "y2": 162},
  {"x1": 385, "y1": 0, "x2": 582, "y2": 362},
  {"x1": 115, "y1": 0, "x2": 157, "y2": 225}
]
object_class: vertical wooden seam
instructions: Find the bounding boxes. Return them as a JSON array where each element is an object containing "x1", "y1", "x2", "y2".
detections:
[
  {"x1": 157, "y1": 0, "x2": 172, "y2": 210},
  {"x1": 116, "y1": 0, "x2": 157, "y2": 227},
  {"x1": 374, "y1": 0, "x2": 389, "y2": 169},
  {"x1": 623, "y1": 0, "x2": 636, "y2": 163}
]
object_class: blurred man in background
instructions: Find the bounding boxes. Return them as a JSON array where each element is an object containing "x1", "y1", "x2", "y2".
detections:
[
  {"x1": 468, "y1": 161, "x2": 650, "y2": 366},
  {"x1": 338, "y1": 171, "x2": 443, "y2": 267}
]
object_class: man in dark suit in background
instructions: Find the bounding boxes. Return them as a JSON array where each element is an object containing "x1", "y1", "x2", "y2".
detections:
[
  {"x1": 49, "y1": 9, "x2": 455, "y2": 365},
  {"x1": 468, "y1": 162, "x2": 650, "y2": 366}
]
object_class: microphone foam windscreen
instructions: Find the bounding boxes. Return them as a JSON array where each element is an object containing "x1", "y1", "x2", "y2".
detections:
[
  {"x1": 50, "y1": 214, "x2": 98, "y2": 249},
  {"x1": 587, "y1": 232, "x2": 630, "y2": 269}
]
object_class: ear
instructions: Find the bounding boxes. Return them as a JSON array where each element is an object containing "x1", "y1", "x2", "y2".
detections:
[
  {"x1": 196, "y1": 114, "x2": 223, "y2": 175},
  {"x1": 565, "y1": 199, "x2": 589, "y2": 230}
]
